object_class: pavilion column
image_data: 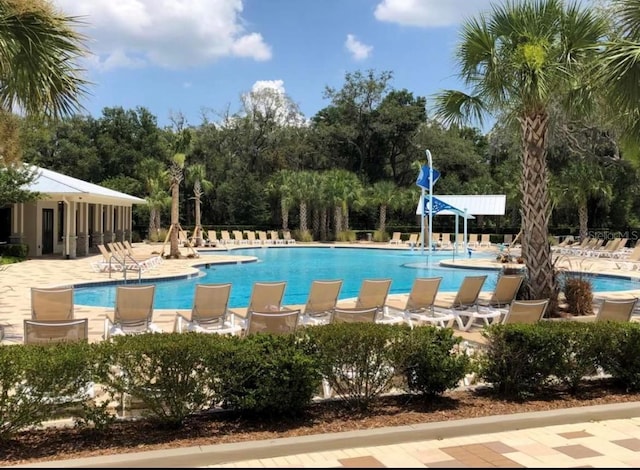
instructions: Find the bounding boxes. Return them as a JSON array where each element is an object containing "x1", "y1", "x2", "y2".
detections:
[
  {"x1": 63, "y1": 199, "x2": 78, "y2": 259},
  {"x1": 94, "y1": 204, "x2": 104, "y2": 247},
  {"x1": 103, "y1": 204, "x2": 113, "y2": 244},
  {"x1": 9, "y1": 203, "x2": 25, "y2": 244},
  {"x1": 115, "y1": 206, "x2": 124, "y2": 242},
  {"x1": 76, "y1": 201, "x2": 89, "y2": 256},
  {"x1": 123, "y1": 206, "x2": 131, "y2": 242}
]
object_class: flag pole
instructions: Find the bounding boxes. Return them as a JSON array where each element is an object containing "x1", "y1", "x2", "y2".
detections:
[
  {"x1": 426, "y1": 149, "x2": 433, "y2": 265},
  {"x1": 420, "y1": 185, "x2": 425, "y2": 255}
]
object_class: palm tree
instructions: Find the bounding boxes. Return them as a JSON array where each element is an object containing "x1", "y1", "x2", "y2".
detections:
[
  {"x1": 138, "y1": 158, "x2": 169, "y2": 239},
  {"x1": 557, "y1": 159, "x2": 612, "y2": 240},
  {"x1": 368, "y1": 180, "x2": 400, "y2": 236},
  {"x1": 167, "y1": 126, "x2": 191, "y2": 258},
  {"x1": 185, "y1": 163, "x2": 213, "y2": 246},
  {"x1": 0, "y1": 0, "x2": 89, "y2": 196},
  {"x1": 168, "y1": 153, "x2": 185, "y2": 258},
  {"x1": 289, "y1": 170, "x2": 315, "y2": 236},
  {"x1": 265, "y1": 170, "x2": 295, "y2": 231},
  {"x1": 145, "y1": 179, "x2": 171, "y2": 241},
  {"x1": 434, "y1": 0, "x2": 606, "y2": 301},
  {"x1": 314, "y1": 171, "x2": 332, "y2": 241},
  {"x1": 600, "y1": 0, "x2": 640, "y2": 148},
  {"x1": 0, "y1": 0, "x2": 88, "y2": 120}
]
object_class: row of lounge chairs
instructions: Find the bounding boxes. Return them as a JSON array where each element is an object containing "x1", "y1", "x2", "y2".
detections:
[
  {"x1": 22, "y1": 272, "x2": 638, "y2": 344},
  {"x1": 555, "y1": 237, "x2": 632, "y2": 258},
  {"x1": 206, "y1": 230, "x2": 296, "y2": 246},
  {"x1": 390, "y1": 232, "x2": 516, "y2": 249},
  {"x1": 91, "y1": 241, "x2": 162, "y2": 273},
  {"x1": 554, "y1": 237, "x2": 640, "y2": 270}
]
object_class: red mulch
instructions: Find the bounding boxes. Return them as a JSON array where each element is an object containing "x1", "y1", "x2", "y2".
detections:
[{"x1": 2, "y1": 379, "x2": 639, "y2": 466}]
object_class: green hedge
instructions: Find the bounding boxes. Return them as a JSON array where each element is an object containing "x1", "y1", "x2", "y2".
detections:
[
  {"x1": 2, "y1": 321, "x2": 637, "y2": 440},
  {"x1": 0, "y1": 243, "x2": 28, "y2": 258}
]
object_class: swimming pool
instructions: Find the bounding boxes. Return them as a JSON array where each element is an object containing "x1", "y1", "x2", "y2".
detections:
[{"x1": 74, "y1": 247, "x2": 640, "y2": 309}]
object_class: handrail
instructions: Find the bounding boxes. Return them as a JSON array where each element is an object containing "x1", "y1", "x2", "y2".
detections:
[
  {"x1": 107, "y1": 250, "x2": 142, "y2": 283},
  {"x1": 122, "y1": 252, "x2": 143, "y2": 283}
]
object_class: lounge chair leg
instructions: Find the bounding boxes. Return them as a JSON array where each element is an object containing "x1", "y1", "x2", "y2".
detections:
[{"x1": 322, "y1": 378, "x2": 333, "y2": 399}]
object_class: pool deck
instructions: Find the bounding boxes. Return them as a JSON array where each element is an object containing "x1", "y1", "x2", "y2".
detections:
[
  {"x1": 2, "y1": 241, "x2": 640, "y2": 344},
  {"x1": 4, "y1": 241, "x2": 640, "y2": 468}
]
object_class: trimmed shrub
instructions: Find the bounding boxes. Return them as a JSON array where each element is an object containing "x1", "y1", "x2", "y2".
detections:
[
  {"x1": 596, "y1": 322, "x2": 640, "y2": 391},
  {"x1": 539, "y1": 321, "x2": 601, "y2": 394},
  {"x1": 373, "y1": 230, "x2": 389, "y2": 242},
  {"x1": 478, "y1": 324, "x2": 563, "y2": 399},
  {"x1": 305, "y1": 323, "x2": 406, "y2": 410},
  {"x1": 96, "y1": 333, "x2": 222, "y2": 429},
  {"x1": 0, "y1": 342, "x2": 96, "y2": 441},
  {"x1": 294, "y1": 229, "x2": 313, "y2": 242},
  {"x1": 214, "y1": 333, "x2": 321, "y2": 418},
  {"x1": 395, "y1": 326, "x2": 471, "y2": 397},
  {"x1": 0, "y1": 243, "x2": 28, "y2": 258},
  {"x1": 336, "y1": 230, "x2": 357, "y2": 242}
]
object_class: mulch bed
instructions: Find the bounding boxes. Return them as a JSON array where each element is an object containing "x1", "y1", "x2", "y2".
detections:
[{"x1": 2, "y1": 378, "x2": 640, "y2": 466}]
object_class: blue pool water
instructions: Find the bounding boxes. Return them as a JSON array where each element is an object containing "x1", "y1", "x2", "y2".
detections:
[{"x1": 74, "y1": 247, "x2": 640, "y2": 309}]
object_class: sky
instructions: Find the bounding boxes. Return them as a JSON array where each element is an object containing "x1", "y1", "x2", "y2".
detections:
[{"x1": 52, "y1": 0, "x2": 498, "y2": 128}]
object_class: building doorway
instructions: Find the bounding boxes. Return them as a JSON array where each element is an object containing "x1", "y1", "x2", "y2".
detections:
[
  {"x1": 0, "y1": 207, "x2": 10, "y2": 243},
  {"x1": 42, "y1": 209, "x2": 54, "y2": 254}
]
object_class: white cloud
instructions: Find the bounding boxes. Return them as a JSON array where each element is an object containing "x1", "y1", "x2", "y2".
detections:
[
  {"x1": 52, "y1": 0, "x2": 272, "y2": 71},
  {"x1": 251, "y1": 80, "x2": 287, "y2": 95},
  {"x1": 374, "y1": 0, "x2": 494, "y2": 27},
  {"x1": 345, "y1": 34, "x2": 373, "y2": 61}
]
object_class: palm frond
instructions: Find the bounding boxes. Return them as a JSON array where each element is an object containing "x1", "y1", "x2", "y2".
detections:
[
  {"x1": 431, "y1": 90, "x2": 485, "y2": 128},
  {"x1": 0, "y1": 1, "x2": 89, "y2": 118}
]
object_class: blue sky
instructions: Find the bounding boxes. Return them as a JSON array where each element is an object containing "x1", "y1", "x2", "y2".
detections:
[{"x1": 53, "y1": 0, "x2": 496, "y2": 128}]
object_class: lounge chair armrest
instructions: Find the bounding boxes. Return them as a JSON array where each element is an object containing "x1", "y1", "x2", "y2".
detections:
[
  {"x1": 228, "y1": 308, "x2": 248, "y2": 320},
  {"x1": 174, "y1": 311, "x2": 191, "y2": 333},
  {"x1": 103, "y1": 316, "x2": 114, "y2": 340},
  {"x1": 225, "y1": 309, "x2": 245, "y2": 329}
]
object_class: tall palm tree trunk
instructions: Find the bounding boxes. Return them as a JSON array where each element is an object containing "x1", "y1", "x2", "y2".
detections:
[
  {"x1": 520, "y1": 114, "x2": 555, "y2": 302},
  {"x1": 379, "y1": 205, "x2": 387, "y2": 233},
  {"x1": 148, "y1": 207, "x2": 157, "y2": 240},
  {"x1": 170, "y1": 182, "x2": 180, "y2": 257},
  {"x1": 578, "y1": 204, "x2": 589, "y2": 241},
  {"x1": 193, "y1": 180, "x2": 203, "y2": 247},
  {"x1": 154, "y1": 211, "x2": 161, "y2": 238},
  {"x1": 299, "y1": 201, "x2": 308, "y2": 232},
  {"x1": 334, "y1": 206, "x2": 342, "y2": 238},
  {"x1": 281, "y1": 198, "x2": 289, "y2": 231},
  {"x1": 312, "y1": 208, "x2": 320, "y2": 240},
  {"x1": 320, "y1": 208, "x2": 327, "y2": 241}
]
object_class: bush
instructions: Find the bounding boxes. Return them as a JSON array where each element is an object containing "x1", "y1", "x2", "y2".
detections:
[
  {"x1": 305, "y1": 323, "x2": 405, "y2": 410},
  {"x1": 336, "y1": 230, "x2": 357, "y2": 242},
  {"x1": 373, "y1": 230, "x2": 389, "y2": 243},
  {"x1": 96, "y1": 333, "x2": 221, "y2": 429},
  {"x1": 478, "y1": 323, "x2": 563, "y2": 399},
  {"x1": 0, "y1": 243, "x2": 28, "y2": 258},
  {"x1": 563, "y1": 276, "x2": 593, "y2": 316},
  {"x1": 539, "y1": 321, "x2": 601, "y2": 394},
  {"x1": 294, "y1": 229, "x2": 313, "y2": 242},
  {"x1": 596, "y1": 322, "x2": 640, "y2": 391},
  {"x1": 148, "y1": 228, "x2": 168, "y2": 243},
  {"x1": 396, "y1": 326, "x2": 471, "y2": 397},
  {"x1": 214, "y1": 333, "x2": 321, "y2": 418},
  {"x1": 0, "y1": 342, "x2": 96, "y2": 441}
]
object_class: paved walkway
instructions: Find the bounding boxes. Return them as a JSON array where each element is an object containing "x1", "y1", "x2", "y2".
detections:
[
  {"x1": 8, "y1": 402, "x2": 640, "y2": 468},
  {"x1": 3, "y1": 241, "x2": 640, "y2": 468}
]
